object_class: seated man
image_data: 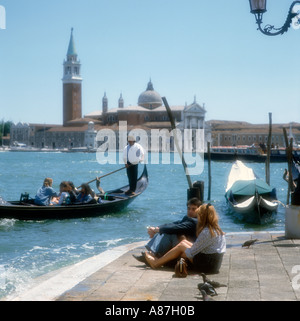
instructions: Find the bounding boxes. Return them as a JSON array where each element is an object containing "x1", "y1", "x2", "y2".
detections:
[{"x1": 133, "y1": 197, "x2": 202, "y2": 262}]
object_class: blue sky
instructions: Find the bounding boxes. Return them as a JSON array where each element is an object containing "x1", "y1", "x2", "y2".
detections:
[{"x1": 0, "y1": 0, "x2": 299, "y2": 125}]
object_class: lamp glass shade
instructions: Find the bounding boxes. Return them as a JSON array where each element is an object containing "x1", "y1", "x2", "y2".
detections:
[{"x1": 249, "y1": 0, "x2": 267, "y2": 14}]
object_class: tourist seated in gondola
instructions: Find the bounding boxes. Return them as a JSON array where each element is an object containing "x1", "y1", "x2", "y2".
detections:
[
  {"x1": 144, "y1": 204, "x2": 226, "y2": 274},
  {"x1": 67, "y1": 181, "x2": 79, "y2": 204},
  {"x1": 75, "y1": 183, "x2": 96, "y2": 204},
  {"x1": 34, "y1": 178, "x2": 58, "y2": 206},
  {"x1": 50, "y1": 181, "x2": 71, "y2": 206}
]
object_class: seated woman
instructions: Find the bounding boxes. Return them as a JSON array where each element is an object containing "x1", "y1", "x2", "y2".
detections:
[
  {"x1": 34, "y1": 178, "x2": 58, "y2": 206},
  {"x1": 50, "y1": 181, "x2": 71, "y2": 206},
  {"x1": 75, "y1": 183, "x2": 95, "y2": 204},
  {"x1": 67, "y1": 181, "x2": 79, "y2": 204},
  {"x1": 144, "y1": 204, "x2": 226, "y2": 274}
]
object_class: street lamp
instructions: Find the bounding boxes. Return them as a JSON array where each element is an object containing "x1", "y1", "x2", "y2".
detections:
[{"x1": 249, "y1": 0, "x2": 300, "y2": 35}]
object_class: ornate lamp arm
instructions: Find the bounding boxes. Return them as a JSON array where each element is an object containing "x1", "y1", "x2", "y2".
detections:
[{"x1": 254, "y1": 1, "x2": 300, "y2": 36}]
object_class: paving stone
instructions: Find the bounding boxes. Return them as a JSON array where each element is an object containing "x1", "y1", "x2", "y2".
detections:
[
  {"x1": 7, "y1": 232, "x2": 300, "y2": 302},
  {"x1": 54, "y1": 232, "x2": 300, "y2": 301}
]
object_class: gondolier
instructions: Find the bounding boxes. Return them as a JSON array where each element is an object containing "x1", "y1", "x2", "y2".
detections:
[{"x1": 123, "y1": 135, "x2": 145, "y2": 195}]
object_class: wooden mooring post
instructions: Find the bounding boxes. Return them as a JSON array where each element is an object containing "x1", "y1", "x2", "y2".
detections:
[
  {"x1": 283, "y1": 128, "x2": 293, "y2": 205},
  {"x1": 265, "y1": 112, "x2": 272, "y2": 185},
  {"x1": 207, "y1": 141, "x2": 211, "y2": 201}
]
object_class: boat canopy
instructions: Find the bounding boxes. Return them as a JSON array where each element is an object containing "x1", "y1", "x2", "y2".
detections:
[
  {"x1": 226, "y1": 160, "x2": 257, "y2": 191},
  {"x1": 228, "y1": 179, "x2": 273, "y2": 196}
]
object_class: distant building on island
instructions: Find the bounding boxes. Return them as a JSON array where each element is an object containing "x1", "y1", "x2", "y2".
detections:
[
  {"x1": 10, "y1": 29, "x2": 210, "y2": 151},
  {"x1": 9, "y1": 29, "x2": 300, "y2": 151},
  {"x1": 209, "y1": 121, "x2": 300, "y2": 148}
]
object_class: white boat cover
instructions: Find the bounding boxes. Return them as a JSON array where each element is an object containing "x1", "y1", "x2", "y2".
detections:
[{"x1": 226, "y1": 160, "x2": 256, "y2": 192}]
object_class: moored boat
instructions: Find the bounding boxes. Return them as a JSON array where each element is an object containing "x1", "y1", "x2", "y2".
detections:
[
  {"x1": 0, "y1": 165, "x2": 148, "y2": 220},
  {"x1": 225, "y1": 160, "x2": 278, "y2": 224},
  {"x1": 204, "y1": 145, "x2": 300, "y2": 162}
]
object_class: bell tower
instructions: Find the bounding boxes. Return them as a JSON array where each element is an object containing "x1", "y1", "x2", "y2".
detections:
[
  {"x1": 62, "y1": 28, "x2": 82, "y2": 126},
  {"x1": 102, "y1": 92, "x2": 108, "y2": 114}
]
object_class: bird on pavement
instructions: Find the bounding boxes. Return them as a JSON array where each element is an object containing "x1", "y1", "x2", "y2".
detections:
[
  {"x1": 242, "y1": 239, "x2": 258, "y2": 248},
  {"x1": 200, "y1": 289, "x2": 215, "y2": 301},
  {"x1": 198, "y1": 282, "x2": 218, "y2": 296},
  {"x1": 200, "y1": 273, "x2": 227, "y2": 288}
]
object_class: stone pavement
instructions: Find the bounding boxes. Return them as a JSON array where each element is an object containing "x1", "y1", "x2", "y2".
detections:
[{"x1": 7, "y1": 231, "x2": 300, "y2": 301}]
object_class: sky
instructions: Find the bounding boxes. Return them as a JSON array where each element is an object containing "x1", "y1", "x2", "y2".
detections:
[{"x1": 0, "y1": 0, "x2": 300, "y2": 125}]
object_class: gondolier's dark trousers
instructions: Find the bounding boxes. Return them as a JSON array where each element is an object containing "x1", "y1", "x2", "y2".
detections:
[{"x1": 127, "y1": 163, "x2": 138, "y2": 192}]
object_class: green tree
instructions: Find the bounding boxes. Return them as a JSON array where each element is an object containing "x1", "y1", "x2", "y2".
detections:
[{"x1": 0, "y1": 120, "x2": 12, "y2": 145}]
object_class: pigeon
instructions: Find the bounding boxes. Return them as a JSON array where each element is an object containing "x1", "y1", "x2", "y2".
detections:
[
  {"x1": 242, "y1": 239, "x2": 258, "y2": 248},
  {"x1": 200, "y1": 273, "x2": 227, "y2": 288},
  {"x1": 200, "y1": 289, "x2": 215, "y2": 301},
  {"x1": 198, "y1": 282, "x2": 218, "y2": 296}
]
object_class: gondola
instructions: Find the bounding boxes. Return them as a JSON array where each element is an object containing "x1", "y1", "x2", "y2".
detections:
[
  {"x1": 0, "y1": 165, "x2": 148, "y2": 220},
  {"x1": 225, "y1": 160, "x2": 278, "y2": 224}
]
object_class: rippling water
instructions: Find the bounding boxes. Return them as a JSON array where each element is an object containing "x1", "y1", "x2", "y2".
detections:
[{"x1": 0, "y1": 151, "x2": 288, "y2": 298}]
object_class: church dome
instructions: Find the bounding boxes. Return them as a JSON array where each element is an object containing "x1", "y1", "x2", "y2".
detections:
[{"x1": 138, "y1": 80, "x2": 162, "y2": 109}]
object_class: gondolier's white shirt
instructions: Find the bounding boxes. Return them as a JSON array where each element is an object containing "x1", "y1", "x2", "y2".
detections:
[{"x1": 123, "y1": 142, "x2": 145, "y2": 165}]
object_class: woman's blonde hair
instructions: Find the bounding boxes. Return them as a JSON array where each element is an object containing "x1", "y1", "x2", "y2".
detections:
[{"x1": 196, "y1": 203, "x2": 224, "y2": 237}]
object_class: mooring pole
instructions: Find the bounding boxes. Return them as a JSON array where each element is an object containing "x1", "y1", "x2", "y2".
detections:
[
  {"x1": 207, "y1": 141, "x2": 211, "y2": 201},
  {"x1": 266, "y1": 112, "x2": 272, "y2": 185},
  {"x1": 283, "y1": 128, "x2": 293, "y2": 205}
]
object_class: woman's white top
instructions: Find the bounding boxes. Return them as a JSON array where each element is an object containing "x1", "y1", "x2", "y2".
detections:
[{"x1": 185, "y1": 227, "x2": 226, "y2": 260}]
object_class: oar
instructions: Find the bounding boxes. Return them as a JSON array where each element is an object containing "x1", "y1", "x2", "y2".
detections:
[{"x1": 77, "y1": 166, "x2": 127, "y2": 189}]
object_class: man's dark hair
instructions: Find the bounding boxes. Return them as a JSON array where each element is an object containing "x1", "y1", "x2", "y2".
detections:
[{"x1": 187, "y1": 197, "x2": 202, "y2": 207}]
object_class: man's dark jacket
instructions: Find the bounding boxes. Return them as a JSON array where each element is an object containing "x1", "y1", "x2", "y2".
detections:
[{"x1": 159, "y1": 215, "x2": 198, "y2": 241}]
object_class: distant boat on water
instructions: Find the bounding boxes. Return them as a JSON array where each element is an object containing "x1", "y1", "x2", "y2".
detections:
[{"x1": 204, "y1": 145, "x2": 300, "y2": 162}]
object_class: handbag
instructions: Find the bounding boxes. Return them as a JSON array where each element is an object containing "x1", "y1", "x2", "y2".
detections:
[{"x1": 174, "y1": 258, "x2": 188, "y2": 278}]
